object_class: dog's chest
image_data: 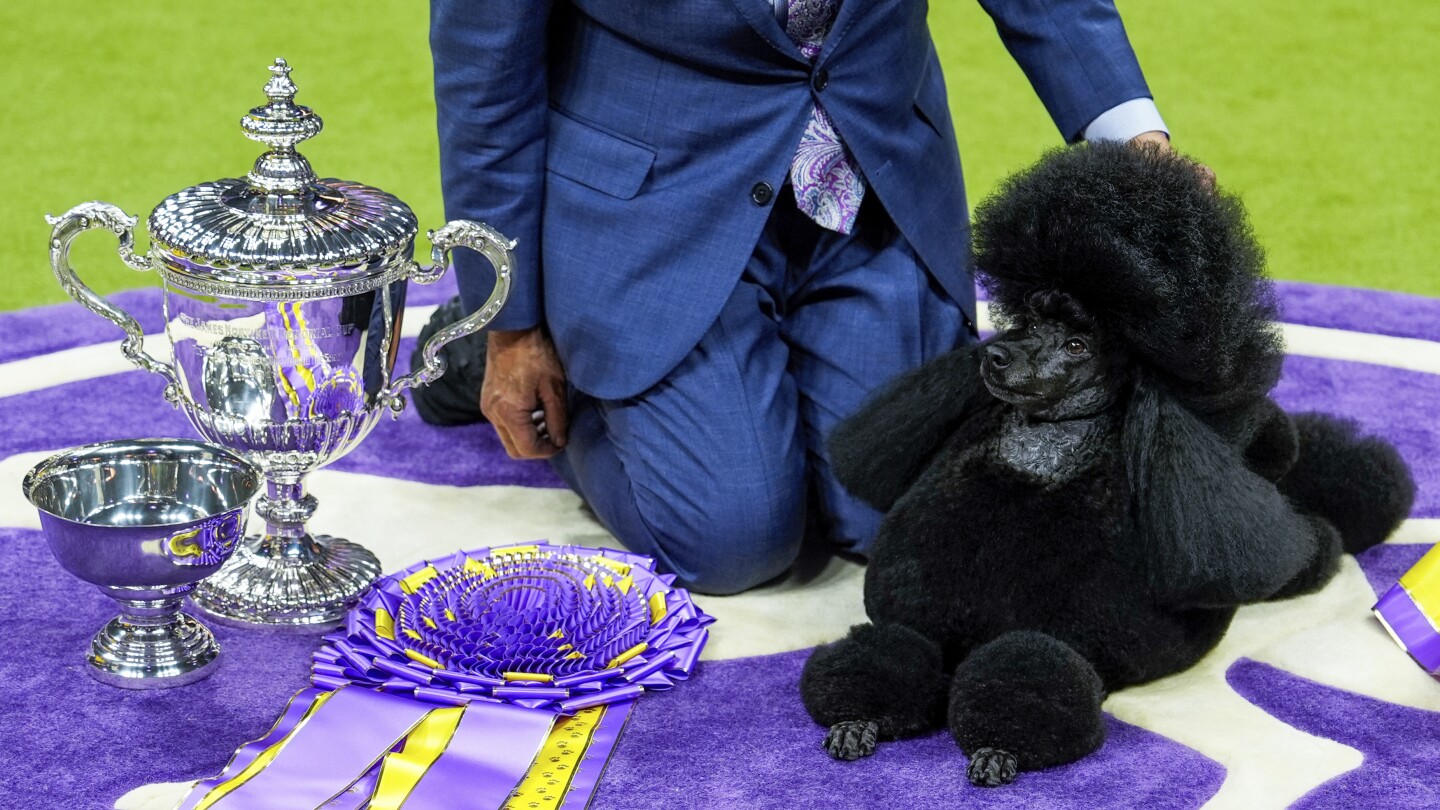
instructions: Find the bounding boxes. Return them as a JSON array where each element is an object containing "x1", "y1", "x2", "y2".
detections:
[{"x1": 993, "y1": 411, "x2": 1115, "y2": 484}]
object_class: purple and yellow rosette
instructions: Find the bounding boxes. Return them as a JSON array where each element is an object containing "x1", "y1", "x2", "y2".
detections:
[
  {"x1": 179, "y1": 543, "x2": 713, "y2": 809},
  {"x1": 1374, "y1": 541, "x2": 1440, "y2": 674}
]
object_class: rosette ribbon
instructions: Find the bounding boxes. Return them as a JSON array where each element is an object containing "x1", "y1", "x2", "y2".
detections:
[
  {"x1": 179, "y1": 543, "x2": 713, "y2": 809},
  {"x1": 1374, "y1": 541, "x2": 1440, "y2": 674}
]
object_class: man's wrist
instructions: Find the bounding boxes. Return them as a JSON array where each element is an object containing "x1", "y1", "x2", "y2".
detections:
[
  {"x1": 1082, "y1": 98, "x2": 1168, "y2": 144},
  {"x1": 487, "y1": 327, "x2": 543, "y2": 348}
]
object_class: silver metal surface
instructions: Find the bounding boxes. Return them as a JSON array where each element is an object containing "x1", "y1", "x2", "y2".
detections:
[
  {"x1": 47, "y1": 58, "x2": 514, "y2": 627},
  {"x1": 23, "y1": 440, "x2": 260, "y2": 687}
]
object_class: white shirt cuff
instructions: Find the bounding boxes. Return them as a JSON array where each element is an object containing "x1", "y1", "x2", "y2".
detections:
[{"x1": 1082, "y1": 98, "x2": 1168, "y2": 143}]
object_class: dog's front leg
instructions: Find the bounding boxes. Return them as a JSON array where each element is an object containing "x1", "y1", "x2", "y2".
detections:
[{"x1": 800, "y1": 622, "x2": 947, "y2": 760}]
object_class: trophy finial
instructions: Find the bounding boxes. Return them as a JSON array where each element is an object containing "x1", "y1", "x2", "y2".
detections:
[
  {"x1": 263, "y1": 58, "x2": 297, "y2": 104},
  {"x1": 241, "y1": 57, "x2": 324, "y2": 202}
]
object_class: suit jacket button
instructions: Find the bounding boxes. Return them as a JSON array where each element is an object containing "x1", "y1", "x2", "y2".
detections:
[
  {"x1": 813, "y1": 69, "x2": 829, "y2": 92},
  {"x1": 751, "y1": 182, "x2": 774, "y2": 206}
]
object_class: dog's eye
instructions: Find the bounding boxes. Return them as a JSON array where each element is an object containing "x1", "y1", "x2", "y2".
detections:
[
  {"x1": 1027, "y1": 323, "x2": 1040, "y2": 335},
  {"x1": 1064, "y1": 338, "x2": 1089, "y2": 356}
]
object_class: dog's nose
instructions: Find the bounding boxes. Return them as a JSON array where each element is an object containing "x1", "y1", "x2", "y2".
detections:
[{"x1": 985, "y1": 344, "x2": 1012, "y2": 369}]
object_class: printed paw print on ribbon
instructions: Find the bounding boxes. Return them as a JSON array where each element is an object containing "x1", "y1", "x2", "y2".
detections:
[{"x1": 1227, "y1": 657, "x2": 1440, "y2": 810}]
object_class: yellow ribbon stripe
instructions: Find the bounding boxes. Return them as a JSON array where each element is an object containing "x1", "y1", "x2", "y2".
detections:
[
  {"x1": 374, "y1": 608, "x2": 396, "y2": 640},
  {"x1": 194, "y1": 690, "x2": 338, "y2": 810},
  {"x1": 463, "y1": 557, "x2": 496, "y2": 579},
  {"x1": 606, "y1": 643, "x2": 647, "y2": 669},
  {"x1": 590, "y1": 557, "x2": 632, "y2": 577},
  {"x1": 1400, "y1": 542, "x2": 1440, "y2": 617},
  {"x1": 366, "y1": 706, "x2": 466, "y2": 810},
  {"x1": 405, "y1": 649, "x2": 442, "y2": 669},
  {"x1": 399, "y1": 566, "x2": 439, "y2": 595},
  {"x1": 501, "y1": 706, "x2": 607, "y2": 810}
]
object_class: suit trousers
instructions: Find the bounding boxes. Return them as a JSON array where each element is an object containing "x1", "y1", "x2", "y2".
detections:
[{"x1": 549, "y1": 194, "x2": 966, "y2": 594}]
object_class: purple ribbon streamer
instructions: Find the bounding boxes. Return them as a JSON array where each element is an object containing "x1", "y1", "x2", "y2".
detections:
[
  {"x1": 178, "y1": 688, "x2": 327, "y2": 810},
  {"x1": 557, "y1": 700, "x2": 636, "y2": 810},
  {"x1": 202, "y1": 688, "x2": 434, "y2": 809},
  {"x1": 1375, "y1": 584, "x2": 1440, "y2": 672},
  {"x1": 398, "y1": 700, "x2": 558, "y2": 809},
  {"x1": 190, "y1": 543, "x2": 714, "y2": 808}
]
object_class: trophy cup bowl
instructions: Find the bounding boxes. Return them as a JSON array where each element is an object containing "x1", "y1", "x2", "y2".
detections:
[
  {"x1": 23, "y1": 439, "x2": 261, "y2": 688},
  {"x1": 46, "y1": 58, "x2": 512, "y2": 627}
]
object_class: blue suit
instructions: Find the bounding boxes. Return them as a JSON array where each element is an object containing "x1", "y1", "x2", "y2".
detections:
[{"x1": 431, "y1": 0, "x2": 1153, "y2": 592}]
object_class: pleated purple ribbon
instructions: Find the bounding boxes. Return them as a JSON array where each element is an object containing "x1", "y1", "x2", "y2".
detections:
[{"x1": 181, "y1": 542, "x2": 713, "y2": 809}]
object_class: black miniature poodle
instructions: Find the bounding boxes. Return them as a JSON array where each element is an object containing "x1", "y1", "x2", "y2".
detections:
[{"x1": 798, "y1": 142, "x2": 1415, "y2": 787}]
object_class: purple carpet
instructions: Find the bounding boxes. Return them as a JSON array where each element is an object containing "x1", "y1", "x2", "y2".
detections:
[{"x1": 1, "y1": 280, "x2": 1436, "y2": 809}]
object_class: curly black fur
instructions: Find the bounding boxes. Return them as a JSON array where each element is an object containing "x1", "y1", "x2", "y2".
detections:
[
  {"x1": 974, "y1": 142, "x2": 1283, "y2": 421},
  {"x1": 799, "y1": 142, "x2": 1415, "y2": 786},
  {"x1": 1280, "y1": 413, "x2": 1418, "y2": 554}
]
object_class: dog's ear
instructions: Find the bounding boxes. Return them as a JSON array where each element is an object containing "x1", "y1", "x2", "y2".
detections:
[
  {"x1": 1122, "y1": 375, "x2": 1318, "y2": 607},
  {"x1": 829, "y1": 343, "x2": 997, "y2": 512}
]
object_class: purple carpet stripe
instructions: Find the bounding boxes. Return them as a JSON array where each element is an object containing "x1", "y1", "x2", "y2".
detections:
[
  {"x1": 1226, "y1": 658, "x2": 1440, "y2": 810},
  {"x1": 1272, "y1": 355, "x2": 1440, "y2": 517},
  {"x1": 400, "y1": 274, "x2": 460, "y2": 307},
  {"x1": 1357, "y1": 544, "x2": 1435, "y2": 599},
  {"x1": 0, "y1": 287, "x2": 166, "y2": 364},
  {"x1": 334, "y1": 337, "x2": 564, "y2": 488},
  {"x1": 590, "y1": 648, "x2": 1224, "y2": 810},
  {"x1": 1273, "y1": 281, "x2": 1440, "y2": 343},
  {"x1": 0, "y1": 528, "x2": 320, "y2": 809}
]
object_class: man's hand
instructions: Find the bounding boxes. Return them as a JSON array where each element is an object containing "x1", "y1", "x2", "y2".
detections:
[
  {"x1": 1129, "y1": 130, "x2": 1217, "y2": 189},
  {"x1": 481, "y1": 327, "x2": 568, "y2": 459}
]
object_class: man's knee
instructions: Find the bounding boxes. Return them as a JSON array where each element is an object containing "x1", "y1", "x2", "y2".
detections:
[{"x1": 637, "y1": 489, "x2": 805, "y2": 596}]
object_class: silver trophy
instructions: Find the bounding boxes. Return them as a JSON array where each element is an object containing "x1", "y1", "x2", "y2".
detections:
[
  {"x1": 23, "y1": 440, "x2": 261, "y2": 687},
  {"x1": 47, "y1": 59, "x2": 513, "y2": 627}
]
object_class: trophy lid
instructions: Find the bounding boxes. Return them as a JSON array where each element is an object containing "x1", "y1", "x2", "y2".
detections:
[{"x1": 148, "y1": 59, "x2": 419, "y2": 300}]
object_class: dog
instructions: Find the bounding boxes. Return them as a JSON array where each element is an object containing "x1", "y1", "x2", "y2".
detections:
[{"x1": 798, "y1": 142, "x2": 1415, "y2": 787}]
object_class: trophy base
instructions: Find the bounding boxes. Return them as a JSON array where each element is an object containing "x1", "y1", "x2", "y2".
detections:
[
  {"x1": 88, "y1": 612, "x2": 220, "y2": 689},
  {"x1": 190, "y1": 533, "x2": 381, "y2": 628}
]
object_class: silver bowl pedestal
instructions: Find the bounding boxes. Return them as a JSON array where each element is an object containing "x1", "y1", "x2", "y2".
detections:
[
  {"x1": 23, "y1": 440, "x2": 262, "y2": 687},
  {"x1": 46, "y1": 59, "x2": 513, "y2": 627}
]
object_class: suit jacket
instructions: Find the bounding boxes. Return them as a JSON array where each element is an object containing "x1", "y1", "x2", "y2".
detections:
[{"x1": 431, "y1": 0, "x2": 1151, "y2": 400}]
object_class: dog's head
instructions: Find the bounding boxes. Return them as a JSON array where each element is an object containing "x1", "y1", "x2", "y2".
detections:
[
  {"x1": 980, "y1": 290, "x2": 1128, "y2": 421},
  {"x1": 973, "y1": 142, "x2": 1284, "y2": 420}
]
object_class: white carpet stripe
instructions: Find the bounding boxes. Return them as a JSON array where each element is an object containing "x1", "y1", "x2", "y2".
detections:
[{"x1": 1283, "y1": 322, "x2": 1440, "y2": 373}]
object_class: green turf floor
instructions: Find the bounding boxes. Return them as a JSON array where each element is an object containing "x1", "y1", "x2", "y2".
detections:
[{"x1": 2, "y1": 1, "x2": 1435, "y2": 312}]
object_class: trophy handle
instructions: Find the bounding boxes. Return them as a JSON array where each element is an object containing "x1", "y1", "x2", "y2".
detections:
[
  {"x1": 383, "y1": 219, "x2": 515, "y2": 412},
  {"x1": 46, "y1": 202, "x2": 182, "y2": 404}
]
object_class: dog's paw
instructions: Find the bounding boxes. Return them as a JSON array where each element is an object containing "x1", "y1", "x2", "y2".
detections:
[
  {"x1": 824, "y1": 720, "x2": 879, "y2": 761},
  {"x1": 967, "y1": 747, "x2": 1018, "y2": 787}
]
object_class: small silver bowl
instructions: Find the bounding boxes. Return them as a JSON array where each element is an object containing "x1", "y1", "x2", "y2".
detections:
[{"x1": 24, "y1": 439, "x2": 261, "y2": 688}]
